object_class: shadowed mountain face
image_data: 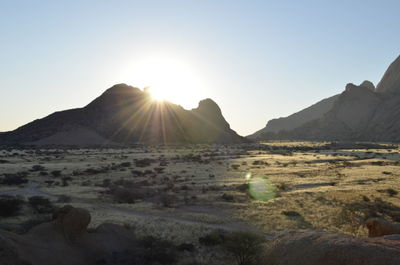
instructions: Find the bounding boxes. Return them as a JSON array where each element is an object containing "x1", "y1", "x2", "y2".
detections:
[
  {"x1": 0, "y1": 84, "x2": 246, "y2": 145},
  {"x1": 250, "y1": 55, "x2": 400, "y2": 142},
  {"x1": 248, "y1": 94, "x2": 340, "y2": 139}
]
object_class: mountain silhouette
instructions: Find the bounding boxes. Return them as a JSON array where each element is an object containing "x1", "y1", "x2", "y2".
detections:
[
  {"x1": 250, "y1": 55, "x2": 400, "y2": 142},
  {"x1": 0, "y1": 84, "x2": 246, "y2": 145},
  {"x1": 248, "y1": 94, "x2": 340, "y2": 139}
]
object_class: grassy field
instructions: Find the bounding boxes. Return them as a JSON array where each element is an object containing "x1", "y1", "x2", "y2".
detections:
[{"x1": 1, "y1": 142, "x2": 400, "y2": 263}]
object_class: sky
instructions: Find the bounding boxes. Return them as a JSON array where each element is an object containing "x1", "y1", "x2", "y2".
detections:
[{"x1": 1, "y1": 0, "x2": 400, "y2": 136}]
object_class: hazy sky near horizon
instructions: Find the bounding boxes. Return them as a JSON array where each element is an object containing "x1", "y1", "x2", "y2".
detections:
[{"x1": 1, "y1": 0, "x2": 400, "y2": 136}]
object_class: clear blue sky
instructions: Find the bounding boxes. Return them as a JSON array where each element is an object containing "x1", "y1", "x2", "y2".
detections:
[{"x1": 1, "y1": 0, "x2": 399, "y2": 135}]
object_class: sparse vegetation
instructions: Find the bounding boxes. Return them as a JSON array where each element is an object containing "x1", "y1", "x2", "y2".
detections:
[
  {"x1": 1, "y1": 143, "x2": 400, "y2": 264},
  {"x1": 223, "y1": 231, "x2": 265, "y2": 265},
  {"x1": 28, "y1": 196, "x2": 54, "y2": 214},
  {"x1": 0, "y1": 195, "x2": 24, "y2": 217}
]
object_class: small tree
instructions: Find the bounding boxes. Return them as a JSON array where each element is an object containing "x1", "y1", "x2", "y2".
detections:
[{"x1": 223, "y1": 231, "x2": 265, "y2": 265}]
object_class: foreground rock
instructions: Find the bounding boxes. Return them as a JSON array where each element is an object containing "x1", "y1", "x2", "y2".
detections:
[
  {"x1": 365, "y1": 217, "x2": 400, "y2": 237},
  {"x1": 265, "y1": 230, "x2": 400, "y2": 265},
  {"x1": 0, "y1": 205, "x2": 136, "y2": 265}
]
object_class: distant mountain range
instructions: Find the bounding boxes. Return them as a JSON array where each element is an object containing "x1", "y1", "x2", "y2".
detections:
[
  {"x1": 0, "y1": 84, "x2": 246, "y2": 146},
  {"x1": 249, "y1": 56, "x2": 400, "y2": 142}
]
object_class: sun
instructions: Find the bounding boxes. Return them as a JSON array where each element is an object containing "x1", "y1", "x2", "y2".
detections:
[{"x1": 126, "y1": 56, "x2": 204, "y2": 108}]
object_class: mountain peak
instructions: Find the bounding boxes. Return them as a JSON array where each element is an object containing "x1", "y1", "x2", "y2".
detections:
[
  {"x1": 0, "y1": 84, "x2": 245, "y2": 145},
  {"x1": 197, "y1": 98, "x2": 220, "y2": 111},
  {"x1": 359, "y1": 80, "x2": 375, "y2": 91},
  {"x1": 376, "y1": 55, "x2": 400, "y2": 93},
  {"x1": 102, "y1": 83, "x2": 141, "y2": 95}
]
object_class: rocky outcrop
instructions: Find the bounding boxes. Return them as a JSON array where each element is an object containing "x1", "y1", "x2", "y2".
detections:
[
  {"x1": 376, "y1": 55, "x2": 400, "y2": 93},
  {"x1": 265, "y1": 230, "x2": 400, "y2": 265},
  {"x1": 248, "y1": 94, "x2": 339, "y2": 139},
  {"x1": 0, "y1": 206, "x2": 137, "y2": 265},
  {"x1": 366, "y1": 218, "x2": 400, "y2": 237},
  {"x1": 0, "y1": 84, "x2": 246, "y2": 145},
  {"x1": 52, "y1": 205, "x2": 91, "y2": 241},
  {"x1": 250, "y1": 55, "x2": 400, "y2": 142}
]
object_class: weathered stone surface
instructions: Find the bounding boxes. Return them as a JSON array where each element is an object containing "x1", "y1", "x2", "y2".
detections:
[
  {"x1": 0, "y1": 206, "x2": 136, "y2": 265},
  {"x1": 365, "y1": 217, "x2": 400, "y2": 237},
  {"x1": 265, "y1": 230, "x2": 400, "y2": 265}
]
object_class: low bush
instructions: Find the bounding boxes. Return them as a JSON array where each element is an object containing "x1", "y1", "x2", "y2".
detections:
[
  {"x1": 137, "y1": 236, "x2": 178, "y2": 265},
  {"x1": 31, "y1": 165, "x2": 45, "y2": 171},
  {"x1": 177, "y1": 243, "x2": 195, "y2": 252},
  {"x1": 28, "y1": 196, "x2": 54, "y2": 214},
  {"x1": 51, "y1": 170, "x2": 62, "y2": 177},
  {"x1": 199, "y1": 231, "x2": 226, "y2": 246},
  {"x1": 96, "y1": 236, "x2": 178, "y2": 265},
  {"x1": 57, "y1": 194, "x2": 71, "y2": 203},
  {"x1": 108, "y1": 187, "x2": 146, "y2": 203},
  {"x1": 221, "y1": 193, "x2": 235, "y2": 202},
  {"x1": 282, "y1": 210, "x2": 301, "y2": 217},
  {"x1": 0, "y1": 195, "x2": 24, "y2": 217},
  {"x1": 223, "y1": 231, "x2": 265, "y2": 265},
  {"x1": 1, "y1": 172, "x2": 28, "y2": 185},
  {"x1": 231, "y1": 164, "x2": 241, "y2": 170},
  {"x1": 135, "y1": 158, "x2": 155, "y2": 167}
]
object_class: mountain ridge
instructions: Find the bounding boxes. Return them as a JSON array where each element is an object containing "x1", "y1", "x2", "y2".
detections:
[
  {"x1": 0, "y1": 84, "x2": 247, "y2": 145},
  {"x1": 250, "y1": 55, "x2": 400, "y2": 142}
]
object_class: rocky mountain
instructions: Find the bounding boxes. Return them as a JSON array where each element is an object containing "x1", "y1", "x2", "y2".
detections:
[
  {"x1": 248, "y1": 94, "x2": 340, "y2": 139},
  {"x1": 0, "y1": 84, "x2": 246, "y2": 145},
  {"x1": 376, "y1": 55, "x2": 400, "y2": 93},
  {"x1": 250, "y1": 55, "x2": 400, "y2": 142}
]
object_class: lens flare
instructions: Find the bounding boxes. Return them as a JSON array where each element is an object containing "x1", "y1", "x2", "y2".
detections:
[
  {"x1": 248, "y1": 176, "x2": 277, "y2": 201},
  {"x1": 245, "y1": 172, "x2": 252, "y2": 182}
]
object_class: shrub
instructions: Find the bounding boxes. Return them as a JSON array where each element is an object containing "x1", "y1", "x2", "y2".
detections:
[
  {"x1": 109, "y1": 187, "x2": 145, "y2": 203},
  {"x1": 138, "y1": 236, "x2": 178, "y2": 265},
  {"x1": 1, "y1": 172, "x2": 28, "y2": 185},
  {"x1": 28, "y1": 196, "x2": 54, "y2": 214},
  {"x1": 57, "y1": 194, "x2": 71, "y2": 203},
  {"x1": 96, "y1": 236, "x2": 178, "y2": 265},
  {"x1": 199, "y1": 231, "x2": 226, "y2": 246},
  {"x1": 231, "y1": 164, "x2": 240, "y2": 170},
  {"x1": 159, "y1": 194, "x2": 177, "y2": 208},
  {"x1": 222, "y1": 193, "x2": 235, "y2": 202},
  {"x1": 120, "y1": 162, "x2": 131, "y2": 167},
  {"x1": 282, "y1": 210, "x2": 301, "y2": 217},
  {"x1": 177, "y1": 243, "x2": 195, "y2": 252},
  {"x1": 31, "y1": 165, "x2": 45, "y2": 171},
  {"x1": 154, "y1": 167, "x2": 165, "y2": 174},
  {"x1": 61, "y1": 176, "x2": 72, "y2": 186},
  {"x1": 51, "y1": 170, "x2": 62, "y2": 177},
  {"x1": 135, "y1": 158, "x2": 155, "y2": 167},
  {"x1": 223, "y1": 231, "x2": 265, "y2": 265},
  {"x1": 0, "y1": 195, "x2": 24, "y2": 217},
  {"x1": 386, "y1": 188, "x2": 398, "y2": 197},
  {"x1": 236, "y1": 183, "x2": 249, "y2": 192}
]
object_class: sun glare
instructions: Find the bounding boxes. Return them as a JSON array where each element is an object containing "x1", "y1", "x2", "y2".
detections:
[{"x1": 127, "y1": 56, "x2": 204, "y2": 109}]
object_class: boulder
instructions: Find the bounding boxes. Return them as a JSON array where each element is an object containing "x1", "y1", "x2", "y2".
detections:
[
  {"x1": 52, "y1": 205, "x2": 91, "y2": 241},
  {"x1": 365, "y1": 217, "x2": 400, "y2": 237},
  {"x1": 0, "y1": 206, "x2": 136, "y2": 265},
  {"x1": 265, "y1": 230, "x2": 400, "y2": 265}
]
